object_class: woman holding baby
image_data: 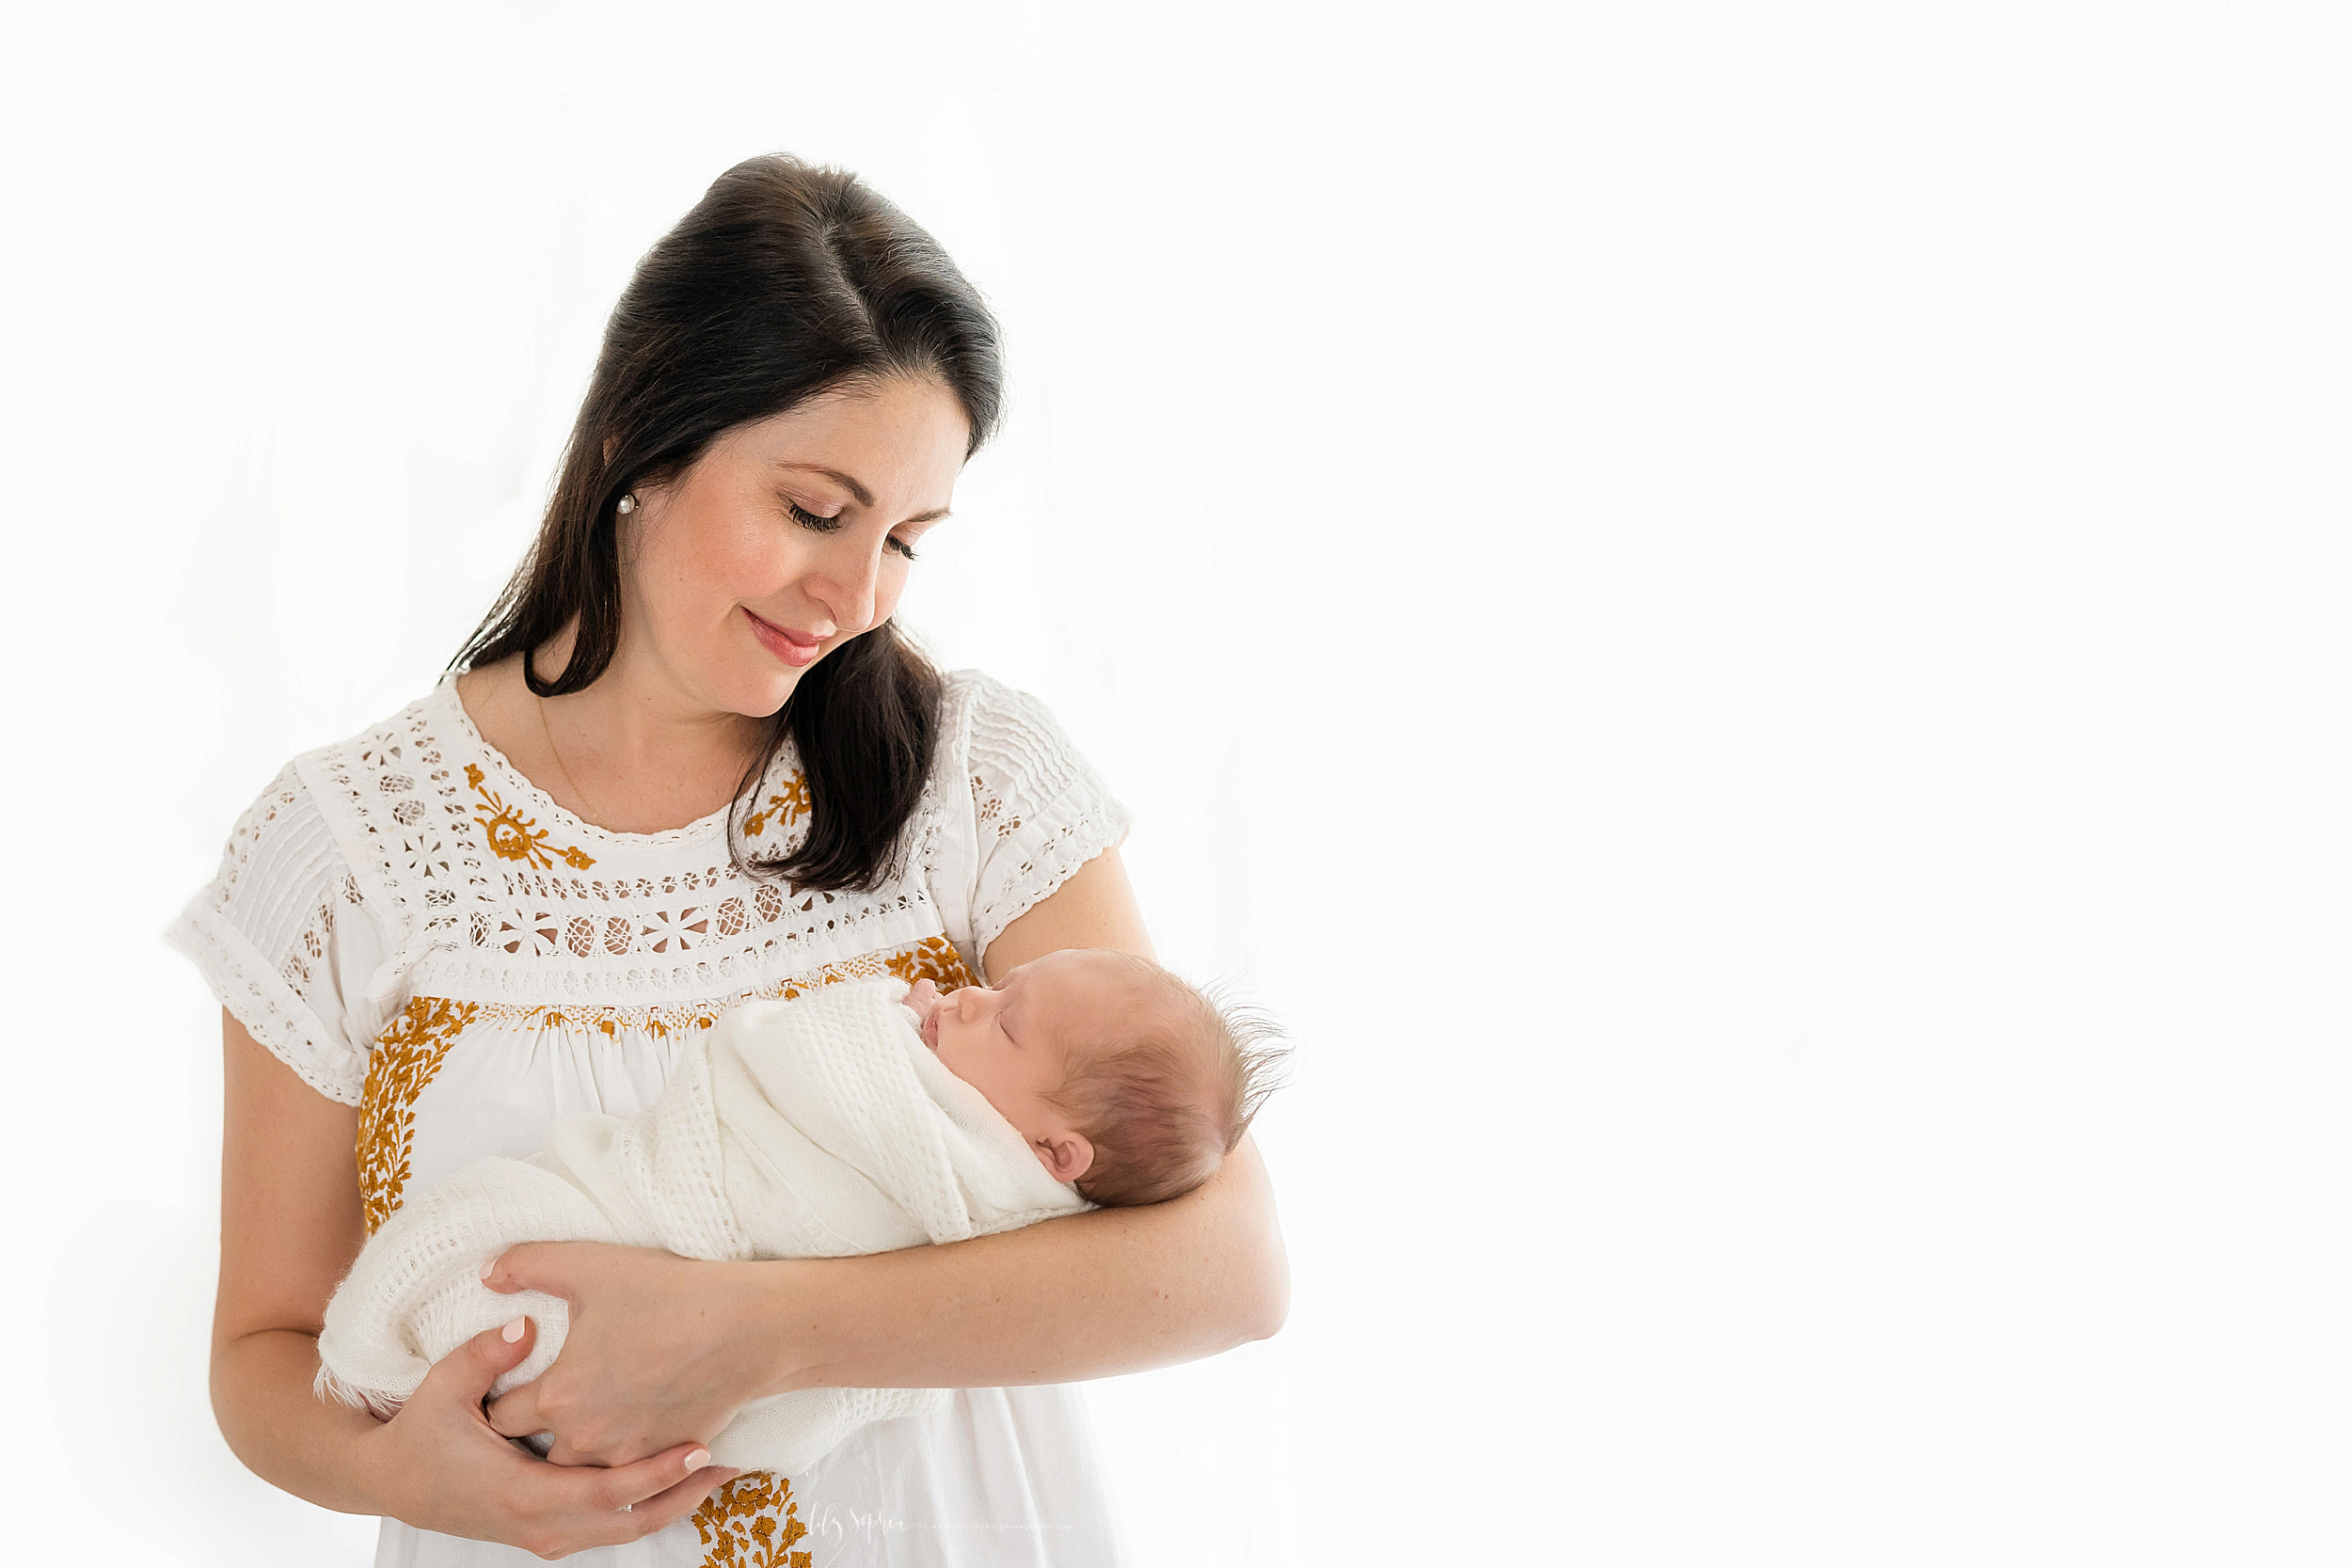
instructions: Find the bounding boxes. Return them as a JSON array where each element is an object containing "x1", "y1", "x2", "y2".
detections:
[{"x1": 171, "y1": 155, "x2": 1287, "y2": 1564}]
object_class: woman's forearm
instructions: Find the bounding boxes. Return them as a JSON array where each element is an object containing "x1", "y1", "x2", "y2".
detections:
[
  {"x1": 743, "y1": 844, "x2": 1289, "y2": 1391},
  {"x1": 211, "y1": 1016, "x2": 398, "y2": 1518},
  {"x1": 211, "y1": 1328, "x2": 390, "y2": 1516},
  {"x1": 754, "y1": 1132, "x2": 1288, "y2": 1394}
]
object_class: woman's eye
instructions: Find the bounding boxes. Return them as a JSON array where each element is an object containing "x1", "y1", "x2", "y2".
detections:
[{"x1": 787, "y1": 500, "x2": 917, "y2": 561}]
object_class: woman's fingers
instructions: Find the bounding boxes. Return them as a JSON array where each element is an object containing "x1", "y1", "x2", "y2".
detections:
[
  {"x1": 480, "y1": 1240, "x2": 571, "y2": 1297},
  {"x1": 549, "y1": 1444, "x2": 742, "y2": 1551},
  {"x1": 483, "y1": 1372, "x2": 547, "y2": 1442},
  {"x1": 612, "y1": 1458, "x2": 744, "y2": 1543},
  {"x1": 586, "y1": 1443, "x2": 737, "y2": 1515},
  {"x1": 420, "y1": 1314, "x2": 536, "y2": 1406},
  {"x1": 377, "y1": 1317, "x2": 738, "y2": 1558},
  {"x1": 476, "y1": 1243, "x2": 756, "y2": 1466}
]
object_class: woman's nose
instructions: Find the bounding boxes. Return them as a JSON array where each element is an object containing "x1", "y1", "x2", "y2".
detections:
[{"x1": 806, "y1": 536, "x2": 882, "y2": 634}]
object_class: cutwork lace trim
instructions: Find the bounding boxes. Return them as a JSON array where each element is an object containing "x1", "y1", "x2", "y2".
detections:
[
  {"x1": 306, "y1": 684, "x2": 976, "y2": 991},
  {"x1": 166, "y1": 909, "x2": 369, "y2": 1105},
  {"x1": 195, "y1": 669, "x2": 1122, "y2": 1048}
]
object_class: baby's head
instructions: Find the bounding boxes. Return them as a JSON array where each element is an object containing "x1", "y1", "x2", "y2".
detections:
[{"x1": 903, "y1": 948, "x2": 1285, "y2": 1206}]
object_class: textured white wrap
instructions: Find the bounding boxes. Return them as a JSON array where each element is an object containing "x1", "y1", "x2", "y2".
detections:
[{"x1": 315, "y1": 976, "x2": 1090, "y2": 1474}]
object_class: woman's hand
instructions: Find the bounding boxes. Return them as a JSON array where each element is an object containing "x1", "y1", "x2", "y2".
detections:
[
  {"x1": 481, "y1": 1241, "x2": 787, "y2": 1466},
  {"x1": 211, "y1": 1010, "x2": 746, "y2": 1548},
  {"x1": 370, "y1": 1316, "x2": 740, "y2": 1559}
]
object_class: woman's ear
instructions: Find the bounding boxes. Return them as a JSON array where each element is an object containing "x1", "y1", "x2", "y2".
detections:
[{"x1": 1035, "y1": 1131, "x2": 1093, "y2": 1185}]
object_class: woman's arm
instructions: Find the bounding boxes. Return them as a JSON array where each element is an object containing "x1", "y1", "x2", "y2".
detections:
[
  {"x1": 483, "y1": 848, "x2": 1291, "y2": 1463},
  {"x1": 760, "y1": 1123, "x2": 1287, "y2": 1389},
  {"x1": 211, "y1": 1010, "x2": 736, "y2": 1553},
  {"x1": 803, "y1": 844, "x2": 1292, "y2": 1377}
]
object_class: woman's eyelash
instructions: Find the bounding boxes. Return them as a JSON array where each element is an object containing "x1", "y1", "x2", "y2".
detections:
[{"x1": 787, "y1": 499, "x2": 920, "y2": 562}]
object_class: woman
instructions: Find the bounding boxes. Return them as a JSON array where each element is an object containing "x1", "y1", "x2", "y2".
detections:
[{"x1": 172, "y1": 155, "x2": 1288, "y2": 1565}]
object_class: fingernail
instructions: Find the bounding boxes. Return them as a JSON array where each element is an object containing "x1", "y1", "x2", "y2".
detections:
[
  {"x1": 501, "y1": 1316, "x2": 526, "y2": 1343},
  {"x1": 683, "y1": 1448, "x2": 711, "y2": 1470},
  {"x1": 480, "y1": 1258, "x2": 496, "y2": 1279}
]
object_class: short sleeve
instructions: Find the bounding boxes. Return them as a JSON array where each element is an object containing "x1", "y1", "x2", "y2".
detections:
[
  {"x1": 165, "y1": 762, "x2": 398, "y2": 1104},
  {"x1": 929, "y1": 673, "x2": 1135, "y2": 968}
]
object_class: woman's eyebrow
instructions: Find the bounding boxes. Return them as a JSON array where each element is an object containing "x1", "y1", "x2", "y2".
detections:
[
  {"x1": 773, "y1": 462, "x2": 874, "y2": 505},
  {"x1": 772, "y1": 461, "x2": 952, "y2": 525}
]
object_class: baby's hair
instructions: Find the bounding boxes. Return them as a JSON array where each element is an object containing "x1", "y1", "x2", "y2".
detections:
[{"x1": 1043, "y1": 952, "x2": 1290, "y2": 1207}]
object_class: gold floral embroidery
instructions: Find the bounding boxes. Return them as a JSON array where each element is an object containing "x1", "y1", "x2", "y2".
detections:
[
  {"x1": 884, "y1": 933, "x2": 978, "y2": 992},
  {"x1": 742, "y1": 773, "x2": 811, "y2": 838},
  {"x1": 357, "y1": 996, "x2": 481, "y2": 1232},
  {"x1": 465, "y1": 762, "x2": 596, "y2": 871},
  {"x1": 591, "y1": 1011, "x2": 690, "y2": 1040},
  {"x1": 772, "y1": 950, "x2": 897, "y2": 1004},
  {"x1": 691, "y1": 1471, "x2": 812, "y2": 1567}
]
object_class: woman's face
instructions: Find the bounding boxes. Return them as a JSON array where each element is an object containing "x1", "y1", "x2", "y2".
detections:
[{"x1": 615, "y1": 375, "x2": 970, "y2": 719}]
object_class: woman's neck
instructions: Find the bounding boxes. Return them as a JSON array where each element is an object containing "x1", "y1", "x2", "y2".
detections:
[{"x1": 456, "y1": 623, "x2": 770, "y2": 835}]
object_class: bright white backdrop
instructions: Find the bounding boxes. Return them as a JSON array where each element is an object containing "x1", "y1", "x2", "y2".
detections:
[{"x1": 5, "y1": 3, "x2": 2350, "y2": 1563}]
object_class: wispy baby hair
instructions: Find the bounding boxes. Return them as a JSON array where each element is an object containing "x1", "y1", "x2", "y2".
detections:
[{"x1": 1046, "y1": 953, "x2": 1290, "y2": 1208}]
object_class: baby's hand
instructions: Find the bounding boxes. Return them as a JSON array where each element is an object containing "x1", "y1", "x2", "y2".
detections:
[{"x1": 901, "y1": 977, "x2": 942, "y2": 1024}]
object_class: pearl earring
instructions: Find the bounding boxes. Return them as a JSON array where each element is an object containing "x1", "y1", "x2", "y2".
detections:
[{"x1": 616, "y1": 493, "x2": 638, "y2": 515}]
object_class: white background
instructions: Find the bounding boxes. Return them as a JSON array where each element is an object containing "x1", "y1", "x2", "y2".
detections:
[{"x1": 5, "y1": 2, "x2": 2349, "y2": 1563}]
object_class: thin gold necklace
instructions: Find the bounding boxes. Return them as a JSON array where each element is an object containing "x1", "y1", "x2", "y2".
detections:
[{"x1": 535, "y1": 692, "x2": 604, "y2": 827}]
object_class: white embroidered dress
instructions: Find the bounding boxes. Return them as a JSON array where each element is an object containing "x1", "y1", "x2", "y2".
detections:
[{"x1": 169, "y1": 670, "x2": 1136, "y2": 1568}]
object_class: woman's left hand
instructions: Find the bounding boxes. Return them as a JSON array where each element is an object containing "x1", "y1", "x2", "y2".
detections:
[{"x1": 480, "y1": 1241, "x2": 790, "y2": 1467}]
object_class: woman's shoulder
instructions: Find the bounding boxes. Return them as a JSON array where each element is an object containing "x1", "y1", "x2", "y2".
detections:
[
  {"x1": 917, "y1": 669, "x2": 1132, "y2": 962},
  {"x1": 244, "y1": 681, "x2": 460, "y2": 805},
  {"x1": 293, "y1": 677, "x2": 469, "y2": 790},
  {"x1": 213, "y1": 680, "x2": 475, "y2": 936},
  {"x1": 168, "y1": 685, "x2": 463, "y2": 1101},
  {"x1": 933, "y1": 666, "x2": 1019, "y2": 737},
  {"x1": 932, "y1": 667, "x2": 1095, "y2": 786}
]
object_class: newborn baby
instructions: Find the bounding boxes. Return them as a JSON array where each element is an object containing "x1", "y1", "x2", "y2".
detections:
[
  {"x1": 899, "y1": 946, "x2": 1270, "y2": 1205},
  {"x1": 316, "y1": 946, "x2": 1282, "y2": 1475}
]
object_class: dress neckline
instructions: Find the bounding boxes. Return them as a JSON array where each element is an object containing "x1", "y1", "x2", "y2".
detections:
[{"x1": 431, "y1": 674, "x2": 749, "y2": 849}]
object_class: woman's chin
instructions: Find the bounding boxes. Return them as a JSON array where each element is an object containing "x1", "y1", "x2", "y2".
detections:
[
  {"x1": 752, "y1": 676, "x2": 806, "y2": 720},
  {"x1": 707, "y1": 661, "x2": 806, "y2": 721},
  {"x1": 728, "y1": 630, "x2": 864, "y2": 716}
]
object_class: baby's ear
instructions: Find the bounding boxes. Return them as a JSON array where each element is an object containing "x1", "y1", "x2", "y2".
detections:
[{"x1": 1036, "y1": 1132, "x2": 1093, "y2": 1185}]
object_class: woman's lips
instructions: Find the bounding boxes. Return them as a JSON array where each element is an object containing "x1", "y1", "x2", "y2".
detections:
[{"x1": 744, "y1": 608, "x2": 823, "y2": 669}]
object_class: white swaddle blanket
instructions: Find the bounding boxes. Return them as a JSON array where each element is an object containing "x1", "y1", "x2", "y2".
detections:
[{"x1": 315, "y1": 975, "x2": 1090, "y2": 1474}]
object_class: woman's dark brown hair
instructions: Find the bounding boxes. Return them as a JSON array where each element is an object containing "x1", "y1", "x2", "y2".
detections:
[{"x1": 454, "y1": 154, "x2": 1004, "y2": 892}]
